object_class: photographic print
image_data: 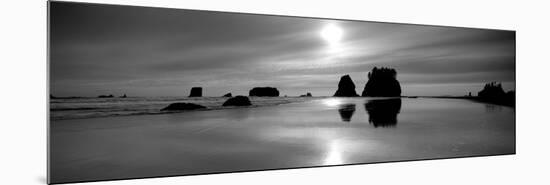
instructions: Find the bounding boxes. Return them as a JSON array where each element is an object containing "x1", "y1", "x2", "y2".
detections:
[{"x1": 48, "y1": 1, "x2": 515, "y2": 184}]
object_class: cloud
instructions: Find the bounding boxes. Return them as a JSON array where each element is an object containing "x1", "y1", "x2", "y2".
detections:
[{"x1": 50, "y1": 2, "x2": 515, "y2": 97}]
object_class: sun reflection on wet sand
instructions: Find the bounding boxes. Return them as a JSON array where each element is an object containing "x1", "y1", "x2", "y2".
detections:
[
  {"x1": 323, "y1": 98, "x2": 342, "y2": 107},
  {"x1": 324, "y1": 140, "x2": 345, "y2": 165}
]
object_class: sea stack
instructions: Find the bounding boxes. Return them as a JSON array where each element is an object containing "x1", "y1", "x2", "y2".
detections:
[
  {"x1": 333, "y1": 75, "x2": 359, "y2": 97},
  {"x1": 362, "y1": 67, "x2": 401, "y2": 97},
  {"x1": 249, "y1": 87, "x2": 279, "y2": 97},
  {"x1": 223, "y1": 93, "x2": 232, "y2": 97},
  {"x1": 189, "y1": 87, "x2": 202, "y2": 97}
]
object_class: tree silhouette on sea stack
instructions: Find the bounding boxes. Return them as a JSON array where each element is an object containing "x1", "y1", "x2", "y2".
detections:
[
  {"x1": 477, "y1": 82, "x2": 515, "y2": 107},
  {"x1": 362, "y1": 67, "x2": 401, "y2": 97}
]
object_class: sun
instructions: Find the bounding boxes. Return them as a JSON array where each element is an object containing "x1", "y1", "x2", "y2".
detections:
[{"x1": 320, "y1": 24, "x2": 343, "y2": 45}]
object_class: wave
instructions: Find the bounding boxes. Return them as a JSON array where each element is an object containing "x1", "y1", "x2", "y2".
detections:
[{"x1": 50, "y1": 96, "x2": 320, "y2": 121}]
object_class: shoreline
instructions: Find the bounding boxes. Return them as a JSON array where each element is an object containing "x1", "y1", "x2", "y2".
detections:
[
  {"x1": 49, "y1": 97, "x2": 515, "y2": 183},
  {"x1": 50, "y1": 96, "x2": 323, "y2": 121},
  {"x1": 408, "y1": 96, "x2": 515, "y2": 107},
  {"x1": 50, "y1": 96, "x2": 514, "y2": 121}
]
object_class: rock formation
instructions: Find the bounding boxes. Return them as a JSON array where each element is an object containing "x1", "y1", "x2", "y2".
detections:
[
  {"x1": 477, "y1": 82, "x2": 515, "y2": 107},
  {"x1": 120, "y1": 94, "x2": 127, "y2": 98},
  {"x1": 161, "y1": 103, "x2": 206, "y2": 111},
  {"x1": 222, "y1": 96, "x2": 252, "y2": 106},
  {"x1": 189, "y1": 87, "x2": 202, "y2": 97},
  {"x1": 249, "y1": 87, "x2": 279, "y2": 97},
  {"x1": 333, "y1": 75, "x2": 359, "y2": 97},
  {"x1": 299, "y1": 92, "x2": 313, "y2": 97},
  {"x1": 478, "y1": 82, "x2": 506, "y2": 98},
  {"x1": 223, "y1": 93, "x2": 232, "y2": 97},
  {"x1": 98, "y1": 94, "x2": 114, "y2": 98},
  {"x1": 362, "y1": 67, "x2": 401, "y2": 97}
]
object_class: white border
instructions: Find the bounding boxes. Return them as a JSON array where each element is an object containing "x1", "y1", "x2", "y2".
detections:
[{"x1": 2, "y1": 0, "x2": 549, "y2": 185}]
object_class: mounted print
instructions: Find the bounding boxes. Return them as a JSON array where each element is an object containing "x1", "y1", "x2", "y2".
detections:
[{"x1": 48, "y1": 1, "x2": 515, "y2": 184}]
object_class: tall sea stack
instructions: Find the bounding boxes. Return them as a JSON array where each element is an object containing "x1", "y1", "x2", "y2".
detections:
[
  {"x1": 333, "y1": 75, "x2": 359, "y2": 97},
  {"x1": 189, "y1": 87, "x2": 202, "y2": 97},
  {"x1": 362, "y1": 67, "x2": 401, "y2": 97}
]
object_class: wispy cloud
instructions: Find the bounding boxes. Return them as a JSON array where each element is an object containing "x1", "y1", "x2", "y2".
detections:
[{"x1": 50, "y1": 2, "x2": 515, "y2": 97}]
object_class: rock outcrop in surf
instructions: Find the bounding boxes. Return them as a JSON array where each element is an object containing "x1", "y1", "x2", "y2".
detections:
[
  {"x1": 161, "y1": 103, "x2": 206, "y2": 111},
  {"x1": 189, "y1": 87, "x2": 202, "y2": 97},
  {"x1": 223, "y1": 93, "x2": 232, "y2": 97},
  {"x1": 98, "y1": 94, "x2": 114, "y2": 98},
  {"x1": 333, "y1": 75, "x2": 359, "y2": 97},
  {"x1": 249, "y1": 87, "x2": 279, "y2": 97},
  {"x1": 223, "y1": 96, "x2": 252, "y2": 106},
  {"x1": 300, "y1": 92, "x2": 312, "y2": 97},
  {"x1": 361, "y1": 67, "x2": 401, "y2": 97}
]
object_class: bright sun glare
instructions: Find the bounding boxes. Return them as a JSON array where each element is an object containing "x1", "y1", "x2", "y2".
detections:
[
  {"x1": 320, "y1": 24, "x2": 343, "y2": 45},
  {"x1": 323, "y1": 98, "x2": 342, "y2": 107}
]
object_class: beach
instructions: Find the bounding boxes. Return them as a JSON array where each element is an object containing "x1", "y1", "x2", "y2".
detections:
[{"x1": 50, "y1": 97, "x2": 515, "y2": 183}]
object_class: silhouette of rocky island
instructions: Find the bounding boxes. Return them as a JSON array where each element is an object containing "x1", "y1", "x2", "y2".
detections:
[
  {"x1": 300, "y1": 92, "x2": 312, "y2": 97},
  {"x1": 338, "y1": 104, "x2": 356, "y2": 122},
  {"x1": 223, "y1": 96, "x2": 252, "y2": 106},
  {"x1": 477, "y1": 82, "x2": 515, "y2": 107},
  {"x1": 223, "y1": 93, "x2": 232, "y2": 97},
  {"x1": 98, "y1": 94, "x2": 114, "y2": 98},
  {"x1": 364, "y1": 98, "x2": 402, "y2": 127},
  {"x1": 333, "y1": 75, "x2": 359, "y2": 97},
  {"x1": 50, "y1": 94, "x2": 83, "y2": 99},
  {"x1": 189, "y1": 87, "x2": 202, "y2": 97},
  {"x1": 161, "y1": 103, "x2": 206, "y2": 111},
  {"x1": 249, "y1": 87, "x2": 279, "y2": 97},
  {"x1": 120, "y1": 94, "x2": 127, "y2": 98},
  {"x1": 362, "y1": 67, "x2": 401, "y2": 97}
]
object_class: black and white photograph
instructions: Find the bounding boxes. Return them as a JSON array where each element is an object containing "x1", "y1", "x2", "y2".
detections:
[{"x1": 47, "y1": 1, "x2": 517, "y2": 184}]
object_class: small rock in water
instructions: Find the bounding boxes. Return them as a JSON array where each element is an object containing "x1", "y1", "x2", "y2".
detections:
[
  {"x1": 223, "y1": 96, "x2": 252, "y2": 106},
  {"x1": 161, "y1": 103, "x2": 206, "y2": 111}
]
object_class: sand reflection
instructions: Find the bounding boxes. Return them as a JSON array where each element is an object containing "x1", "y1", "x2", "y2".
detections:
[
  {"x1": 324, "y1": 140, "x2": 344, "y2": 165},
  {"x1": 338, "y1": 104, "x2": 356, "y2": 122},
  {"x1": 323, "y1": 98, "x2": 343, "y2": 107},
  {"x1": 364, "y1": 98, "x2": 402, "y2": 127}
]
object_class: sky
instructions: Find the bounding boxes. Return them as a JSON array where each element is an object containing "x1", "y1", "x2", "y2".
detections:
[{"x1": 50, "y1": 2, "x2": 515, "y2": 97}]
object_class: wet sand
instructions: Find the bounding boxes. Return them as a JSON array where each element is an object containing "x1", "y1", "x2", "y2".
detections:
[{"x1": 50, "y1": 97, "x2": 515, "y2": 183}]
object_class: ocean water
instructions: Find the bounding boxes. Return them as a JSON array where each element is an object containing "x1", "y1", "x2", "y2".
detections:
[
  {"x1": 50, "y1": 97, "x2": 515, "y2": 183},
  {"x1": 50, "y1": 96, "x2": 315, "y2": 120}
]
